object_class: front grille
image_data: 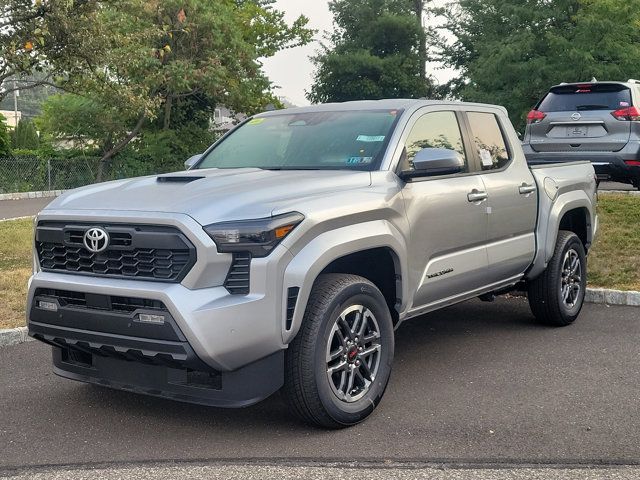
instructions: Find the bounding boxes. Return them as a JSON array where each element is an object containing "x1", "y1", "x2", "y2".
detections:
[
  {"x1": 36, "y1": 222, "x2": 196, "y2": 282},
  {"x1": 224, "y1": 253, "x2": 251, "y2": 295}
]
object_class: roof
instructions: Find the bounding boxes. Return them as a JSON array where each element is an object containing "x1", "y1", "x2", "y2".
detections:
[{"x1": 256, "y1": 99, "x2": 508, "y2": 117}]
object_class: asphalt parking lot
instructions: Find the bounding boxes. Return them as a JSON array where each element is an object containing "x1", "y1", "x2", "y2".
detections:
[{"x1": 1, "y1": 297, "x2": 639, "y2": 476}]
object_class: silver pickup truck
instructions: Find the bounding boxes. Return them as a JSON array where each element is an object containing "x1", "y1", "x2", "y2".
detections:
[{"x1": 27, "y1": 100, "x2": 597, "y2": 428}]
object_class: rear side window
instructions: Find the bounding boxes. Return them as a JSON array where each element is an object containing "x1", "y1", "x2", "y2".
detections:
[
  {"x1": 400, "y1": 111, "x2": 467, "y2": 173},
  {"x1": 466, "y1": 112, "x2": 510, "y2": 171},
  {"x1": 537, "y1": 84, "x2": 631, "y2": 112}
]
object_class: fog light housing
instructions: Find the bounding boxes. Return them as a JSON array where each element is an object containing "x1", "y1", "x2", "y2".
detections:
[
  {"x1": 37, "y1": 300, "x2": 58, "y2": 312},
  {"x1": 137, "y1": 313, "x2": 166, "y2": 325}
]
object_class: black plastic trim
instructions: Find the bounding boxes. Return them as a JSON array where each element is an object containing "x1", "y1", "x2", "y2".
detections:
[{"x1": 35, "y1": 222, "x2": 197, "y2": 283}]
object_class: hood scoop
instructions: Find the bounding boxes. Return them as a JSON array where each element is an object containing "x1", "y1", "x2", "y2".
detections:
[{"x1": 157, "y1": 175, "x2": 205, "y2": 183}]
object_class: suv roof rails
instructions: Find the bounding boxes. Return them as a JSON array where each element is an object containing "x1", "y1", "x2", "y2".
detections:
[{"x1": 628, "y1": 79, "x2": 640, "y2": 84}]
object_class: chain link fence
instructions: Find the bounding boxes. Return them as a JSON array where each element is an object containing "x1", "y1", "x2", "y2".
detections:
[{"x1": 0, "y1": 155, "x2": 102, "y2": 194}]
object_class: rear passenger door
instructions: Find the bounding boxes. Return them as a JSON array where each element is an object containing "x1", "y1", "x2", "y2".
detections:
[{"x1": 463, "y1": 110, "x2": 538, "y2": 283}]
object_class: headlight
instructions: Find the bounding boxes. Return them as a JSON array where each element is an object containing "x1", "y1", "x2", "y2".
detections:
[{"x1": 203, "y1": 212, "x2": 304, "y2": 257}]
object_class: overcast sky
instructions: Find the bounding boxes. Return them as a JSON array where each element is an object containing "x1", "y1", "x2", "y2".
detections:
[{"x1": 261, "y1": 0, "x2": 456, "y2": 106}]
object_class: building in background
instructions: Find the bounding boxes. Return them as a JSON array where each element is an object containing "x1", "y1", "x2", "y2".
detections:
[{"x1": 0, "y1": 110, "x2": 21, "y2": 128}]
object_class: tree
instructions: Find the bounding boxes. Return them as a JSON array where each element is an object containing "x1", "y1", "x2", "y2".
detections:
[
  {"x1": 308, "y1": 0, "x2": 433, "y2": 103},
  {"x1": 11, "y1": 118, "x2": 39, "y2": 149},
  {"x1": 0, "y1": 114, "x2": 10, "y2": 156},
  {"x1": 0, "y1": 0, "x2": 102, "y2": 102},
  {"x1": 434, "y1": 0, "x2": 640, "y2": 131}
]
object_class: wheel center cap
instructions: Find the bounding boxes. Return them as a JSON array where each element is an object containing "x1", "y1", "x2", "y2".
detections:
[{"x1": 347, "y1": 346, "x2": 358, "y2": 362}]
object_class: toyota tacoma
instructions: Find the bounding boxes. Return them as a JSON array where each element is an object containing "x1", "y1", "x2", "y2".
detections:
[{"x1": 27, "y1": 100, "x2": 597, "y2": 428}]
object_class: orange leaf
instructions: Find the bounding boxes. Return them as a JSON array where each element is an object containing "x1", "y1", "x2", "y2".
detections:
[
  {"x1": 24, "y1": 41, "x2": 33, "y2": 51},
  {"x1": 177, "y1": 8, "x2": 186, "y2": 23}
]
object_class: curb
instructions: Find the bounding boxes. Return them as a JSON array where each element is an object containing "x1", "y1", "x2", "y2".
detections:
[
  {"x1": 598, "y1": 190, "x2": 640, "y2": 196},
  {"x1": 1, "y1": 289, "x2": 638, "y2": 349},
  {"x1": 0, "y1": 327, "x2": 32, "y2": 347},
  {"x1": 0, "y1": 190, "x2": 66, "y2": 201},
  {"x1": 585, "y1": 288, "x2": 640, "y2": 306}
]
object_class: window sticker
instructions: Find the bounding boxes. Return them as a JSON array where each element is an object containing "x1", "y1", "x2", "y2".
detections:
[
  {"x1": 248, "y1": 118, "x2": 265, "y2": 126},
  {"x1": 620, "y1": 101, "x2": 630, "y2": 107},
  {"x1": 347, "y1": 156, "x2": 373, "y2": 165},
  {"x1": 479, "y1": 149, "x2": 494, "y2": 167},
  {"x1": 356, "y1": 135, "x2": 385, "y2": 142}
]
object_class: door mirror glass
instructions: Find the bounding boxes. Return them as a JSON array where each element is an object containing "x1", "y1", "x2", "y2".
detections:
[
  {"x1": 409, "y1": 148, "x2": 465, "y2": 177},
  {"x1": 184, "y1": 154, "x2": 202, "y2": 170}
]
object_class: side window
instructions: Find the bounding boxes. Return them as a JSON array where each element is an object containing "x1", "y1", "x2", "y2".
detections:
[
  {"x1": 467, "y1": 112, "x2": 510, "y2": 171},
  {"x1": 400, "y1": 111, "x2": 468, "y2": 173}
]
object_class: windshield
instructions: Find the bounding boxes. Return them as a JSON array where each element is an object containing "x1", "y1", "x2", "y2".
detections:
[{"x1": 195, "y1": 110, "x2": 401, "y2": 171}]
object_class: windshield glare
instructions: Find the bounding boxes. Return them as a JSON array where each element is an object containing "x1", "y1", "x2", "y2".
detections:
[{"x1": 196, "y1": 110, "x2": 401, "y2": 171}]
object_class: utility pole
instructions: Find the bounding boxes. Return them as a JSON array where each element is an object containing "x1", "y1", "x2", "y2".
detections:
[
  {"x1": 13, "y1": 79, "x2": 19, "y2": 128},
  {"x1": 415, "y1": 0, "x2": 427, "y2": 90}
]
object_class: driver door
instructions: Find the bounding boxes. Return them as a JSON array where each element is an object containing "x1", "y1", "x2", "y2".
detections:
[{"x1": 399, "y1": 109, "x2": 490, "y2": 309}]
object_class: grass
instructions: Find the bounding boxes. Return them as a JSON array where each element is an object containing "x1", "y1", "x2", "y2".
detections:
[
  {"x1": 588, "y1": 194, "x2": 640, "y2": 291},
  {"x1": 0, "y1": 195, "x2": 637, "y2": 330},
  {"x1": 0, "y1": 218, "x2": 33, "y2": 329}
]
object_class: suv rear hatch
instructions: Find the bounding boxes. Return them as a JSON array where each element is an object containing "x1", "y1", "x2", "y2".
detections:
[{"x1": 527, "y1": 83, "x2": 632, "y2": 153}]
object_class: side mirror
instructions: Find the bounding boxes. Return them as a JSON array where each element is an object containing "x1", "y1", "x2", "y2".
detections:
[
  {"x1": 405, "y1": 148, "x2": 464, "y2": 178},
  {"x1": 184, "y1": 154, "x2": 202, "y2": 170}
]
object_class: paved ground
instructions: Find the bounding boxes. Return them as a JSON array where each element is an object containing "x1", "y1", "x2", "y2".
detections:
[
  {"x1": 0, "y1": 197, "x2": 52, "y2": 220},
  {"x1": 4, "y1": 464, "x2": 640, "y2": 480},
  {"x1": 1, "y1": 298, "x2": 639, "y2": 477},
  {"x1": 599, "y1": 181, "x2": 635, "y2": 192}
]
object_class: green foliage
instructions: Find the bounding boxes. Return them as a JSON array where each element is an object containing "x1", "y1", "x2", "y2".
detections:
[
  {"x1": 36, "y1": 94, "x2": 132, "y2": 152},
  {"x1": 435, "y1": 0, "x2": 640, "y2": 131},
  {"x1": 308, "y1": 0, "x2": 432, "y2": 103},
  {"x1": 11, "y1": 118, "x2": 39, "y2": 149},
  {"x1": 0, "y1": 114, "x2": 10, "y2": 156}
]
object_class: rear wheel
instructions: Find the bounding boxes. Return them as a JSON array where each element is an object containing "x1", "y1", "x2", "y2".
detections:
[
  {"x1": 284, "y1": 274, "x2": 394, "y2": 428},
  {"x1": 527, "y1": 230, "x2": 587, "y2": 326}
]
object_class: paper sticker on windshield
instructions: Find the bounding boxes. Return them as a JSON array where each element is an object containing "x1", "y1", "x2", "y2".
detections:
[
  {"x1": 620, "y1": 101, "x2": 630, "y2": 107},
  {"x1": 479, "y1": 149, "x2": 494, "y2": 167},
  {"x1": 357, "y1": 135, "x2": 385, "y2": 142},
  {"x1": 248, "y1": 118, "x2": 265, "y2": 126},
  {"x1": 347, "y1": 156, "x2": 373, "y2": 165}
]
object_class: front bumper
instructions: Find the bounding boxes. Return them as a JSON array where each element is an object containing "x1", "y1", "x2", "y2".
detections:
[{"x1": 27, "y1": 209, "x2": 296, "y2": 407}]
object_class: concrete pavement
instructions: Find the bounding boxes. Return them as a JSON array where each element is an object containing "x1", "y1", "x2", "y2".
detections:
[
  {"x1": 2, "y1": 298, "x2": 639, "y2": 475},
  {"x1": 0, "y1": 197, "x2": 52, "y2": 220}
]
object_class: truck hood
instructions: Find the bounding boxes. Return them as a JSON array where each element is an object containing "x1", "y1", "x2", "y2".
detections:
[{"x1": 45, "y1": 168, "x2": 372, "y2": 225}]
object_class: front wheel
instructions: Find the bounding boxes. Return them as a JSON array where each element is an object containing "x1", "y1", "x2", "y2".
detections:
[
  {"x1": 527, "y1": 230, "x2": 587, "y2": 326},
  {"x1": 284, "y1": 273, "x2": 394, "y2": 428}
]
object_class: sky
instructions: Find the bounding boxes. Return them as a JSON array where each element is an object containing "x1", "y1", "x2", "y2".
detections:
[{"x1": 261, "y1": 0, "x2": 457, "y2": 107}]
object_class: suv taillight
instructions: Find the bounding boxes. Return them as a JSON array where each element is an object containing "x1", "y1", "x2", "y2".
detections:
[
  {"x1": 611, "y1": 106, "x2": 640, "y2": 121},
  {"x1": 526, "y1": 109, "x2": 546, "y2": 124}
]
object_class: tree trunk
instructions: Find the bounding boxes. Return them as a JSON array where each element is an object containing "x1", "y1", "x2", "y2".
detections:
[
  {"x1": 96, "y1": 113, "x2": 146, "y2": 182},
  {"x1": 163, "y1": 94, "x2": 173, "y2": 130}
]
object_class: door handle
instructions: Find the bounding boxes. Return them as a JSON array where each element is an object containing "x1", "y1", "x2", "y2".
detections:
[
  {"x1": 467, "y1": 190, "x2": 488, "y2": 203},
  {"x1": 519, "y1": 184, "x2": 537, "y2": 195}
]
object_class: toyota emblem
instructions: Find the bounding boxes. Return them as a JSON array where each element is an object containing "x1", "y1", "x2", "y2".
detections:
[
  {"x1": 571, "y1": 112, "x2": 581, "y2": 121},
  {"x1": 83, "y1": 227, "x2": 109, "y2": 253}
]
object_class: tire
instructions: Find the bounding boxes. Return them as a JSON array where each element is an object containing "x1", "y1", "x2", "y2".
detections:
[
  {"x1": 283, "y1": 273, "x2": 394, "y2": 429},
  {"x1": 527, "y1": 230, "x2": 587, "y2": 326}
]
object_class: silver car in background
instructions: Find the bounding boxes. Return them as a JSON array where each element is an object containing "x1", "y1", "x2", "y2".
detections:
[{"x1": 523, "y1": 80, "x2": 640, "y2": 190}]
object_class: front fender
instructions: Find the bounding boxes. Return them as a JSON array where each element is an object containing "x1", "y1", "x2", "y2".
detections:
[{"x1": 281, "y1": 220, "x2": 408, "y2": 344}]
